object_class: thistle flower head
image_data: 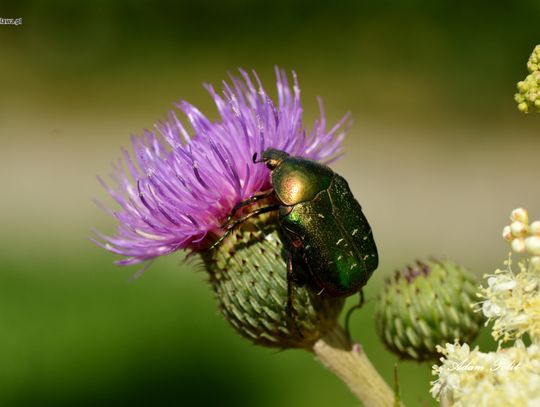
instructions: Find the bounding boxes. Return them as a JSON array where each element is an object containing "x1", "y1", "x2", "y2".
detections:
[
  {"x1": 95, "y1": 69, "x2": 347, "y2": 265},
  {"x1": 95, "y1": 69, "x2": 349, "y2": 348}
]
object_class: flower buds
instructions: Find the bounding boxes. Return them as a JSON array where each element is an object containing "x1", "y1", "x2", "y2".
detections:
[
  {"x1": 503, "y1": 207, "x2": 540, "y2": 268},
  {"x1": 515, "y1": 45, "x2": 540, "y2": 113},
  {"x1": 375, "y1": 260, "x2": 483, "y2": 361}
]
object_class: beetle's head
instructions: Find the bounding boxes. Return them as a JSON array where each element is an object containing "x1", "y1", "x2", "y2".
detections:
[{"x1": 253, "y1": 148, "x2": 289, "y2": 170}]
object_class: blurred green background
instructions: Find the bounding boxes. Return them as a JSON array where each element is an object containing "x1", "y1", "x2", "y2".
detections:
[{"x1": 1, "y1": 1, "x2": 539, "y2": 406}]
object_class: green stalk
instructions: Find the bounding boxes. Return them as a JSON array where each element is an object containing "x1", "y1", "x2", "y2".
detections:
[{"x1": 313, "y1": 324, "x2": 402, "y2": 407}]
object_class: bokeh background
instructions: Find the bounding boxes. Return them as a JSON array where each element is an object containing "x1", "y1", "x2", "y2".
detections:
[{"x1": 1, "y1": 1, "x2": 539, "y2": 406}]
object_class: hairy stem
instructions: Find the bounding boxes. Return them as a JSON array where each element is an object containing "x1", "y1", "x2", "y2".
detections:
[{"x1": 312, "y1": 324, "x2": 403, "y2": 407}]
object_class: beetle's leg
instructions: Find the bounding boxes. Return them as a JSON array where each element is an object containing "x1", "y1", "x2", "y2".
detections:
[
  {"x1": 208, "y1": 204, "x2": 280, "y2": 251},
  {"x1": 344, "y1": 289, "x2": 365, "y2": 341},
  {"x1": 222, "y1": 189, "x2": 274, "y2": 228},
  {"x1": 222, "y1": 204, "x2": 279, "y2": 231},
  {"x1": 286, "y1": 252, "x2": 295, "y2": 325},
  {"x1": 286, "y1": 249, "x2": 304, "y2": 338}
]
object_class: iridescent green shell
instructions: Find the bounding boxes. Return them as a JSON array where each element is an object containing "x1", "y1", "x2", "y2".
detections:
[{"x1": 268, "y1": 153, "x2": 378, "y2": 296}]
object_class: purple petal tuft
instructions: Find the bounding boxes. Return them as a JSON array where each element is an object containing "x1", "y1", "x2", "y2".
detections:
[{"x1": 95, "y1": 69, "x2": 349, "y2": 264}]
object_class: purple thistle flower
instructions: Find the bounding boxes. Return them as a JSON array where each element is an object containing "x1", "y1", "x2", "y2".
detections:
[{"x1": 94, "y1": 68, "x2": 349, "y2": 265}]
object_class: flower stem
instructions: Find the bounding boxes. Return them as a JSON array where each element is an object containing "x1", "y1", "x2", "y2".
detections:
[{"x1": 312, "y1": 324, "x2": 403, "y2": 407}]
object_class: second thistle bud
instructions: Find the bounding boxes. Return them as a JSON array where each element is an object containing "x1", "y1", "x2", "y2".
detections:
[{"x1": 375, "y1": 260, "x2": 483, "y2": 361}]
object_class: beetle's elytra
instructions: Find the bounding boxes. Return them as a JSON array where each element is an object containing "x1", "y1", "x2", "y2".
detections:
[{"x1": 214, "y1": 148, "x2": 378, "y2": 298}]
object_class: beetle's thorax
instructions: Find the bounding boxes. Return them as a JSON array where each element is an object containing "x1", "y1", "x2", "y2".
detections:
[{"x1": 270, "y1": 157, "x2": 334, "y2": 206}]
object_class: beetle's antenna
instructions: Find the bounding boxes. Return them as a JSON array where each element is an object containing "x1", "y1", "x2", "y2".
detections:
[{"x1": 252, "y1": 152, "x2": 265, "y2": 164}]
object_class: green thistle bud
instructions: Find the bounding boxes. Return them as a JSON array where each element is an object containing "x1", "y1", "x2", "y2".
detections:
[
  {"x1": 515, "y1": 45, "x2": 540, "y2": 113},
  {"x1": 201, "y1": 212, "x2": 344, "y2": 349},
  {"x1": 374, "y1": 260, "x2": 483, "y2": 361}
]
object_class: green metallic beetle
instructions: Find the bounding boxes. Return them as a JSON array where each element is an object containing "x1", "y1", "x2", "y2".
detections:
[{"x1": 213, "y1": 148, "x2": 378, "y2": 298}]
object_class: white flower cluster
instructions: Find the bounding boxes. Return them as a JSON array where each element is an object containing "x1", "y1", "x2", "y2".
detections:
[
  {"x1": 481, "y1": 256, "x2": 540, "y2": 343},
  {"x1": 431, "y1": 341, "x2": 540, "y2": 406},
  {"x1": 431, "y1": 208, "x2": 540, "y2": 406},
  {"x1": 486, "y1": 208, "x2": 540, "y2": 343}
]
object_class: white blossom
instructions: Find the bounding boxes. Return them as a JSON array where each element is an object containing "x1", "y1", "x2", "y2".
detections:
[{"x1": 431, "y1": 208, "x2": 540, "y2": 406}]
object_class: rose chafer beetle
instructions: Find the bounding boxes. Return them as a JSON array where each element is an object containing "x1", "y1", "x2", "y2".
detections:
[{"x1": 211, "y1": 148, "x2": 378, "y2": 300}]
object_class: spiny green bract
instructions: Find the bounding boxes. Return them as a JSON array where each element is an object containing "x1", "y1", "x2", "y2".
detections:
[{"x1": 202, "y1": 212, "x2": 344, "y2": 349}]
